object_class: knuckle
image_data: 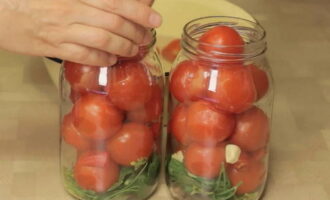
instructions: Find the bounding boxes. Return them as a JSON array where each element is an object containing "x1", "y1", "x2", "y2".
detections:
[
  {"x1": 108, "y1": 15, "x2": 123, "y2": 30},
  {"x1": 90, "y1": 32, "x2": 110, "y2": 49},
  {"x1": 121, "y1": 41, "x2": 134, "y2": 55}
]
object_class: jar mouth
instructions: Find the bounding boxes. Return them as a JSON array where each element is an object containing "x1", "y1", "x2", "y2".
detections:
[{"x1": 182, "y1": 16, "x2": 267, "y2": 63}]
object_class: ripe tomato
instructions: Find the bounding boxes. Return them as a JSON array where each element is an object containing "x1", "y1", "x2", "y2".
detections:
[
  {"x1": 161, "y1": 39, "x2": 181, "y2": 63},
  {"x1": 69, "y1": 88, "x2": 84, "y2": 103},
  {"x1": 199, "y1": 26, "x2": 244, "y2": 56},
  {"x1": 73, "y1": 94, "x2": 124, "y2": 140},
  {"x1": 150, "y1": 122, "x2": 162, "y2": 139},
  {"x1": 64, "y1": 61, "x2": 102, "y2": 92},
  {"x1": 127, "y1": 84, "x2": 163, "y2": 123},
  {"x1": 230, "y1": 106, "x2": 269, "y2": 152},
  {"x1": 250, "y1": 148, "x2": 267, "y2": 161},
  {"x1": 207, "y1": 65, "x2": 256, "y2": 113},
  {"x1": 228, "y1": 152, "x2": 265, "y2": 194},
  {"x1": 184, "y1": 143, "x2": 226, "y2": 179},
  {"x1": 107, "y1": 123, "x2": 154, "y2": 166},
  {"x1": 247, "y1": 65, "x2": 269, "y2": 100},
  {"x1": 169, "y1": 104, "x2": 189, "y2": 145},
  {"x1": 186, "y1": 101, "x2": 235, "y2": 145},
  {"x1": 74, "y1": 151, "x2": 119, "y2": 193},
  {"x1": 62, "y1": 113, "x2": 90, "y2": 150},
  {"x1": 170, "y1": 60, "x2": 210, "y2": 102},
  {"x1": 106, "y1": 61, "x2": 152, "y2": 111}
]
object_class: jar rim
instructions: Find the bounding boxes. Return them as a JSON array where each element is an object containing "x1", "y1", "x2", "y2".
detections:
[{"x1": 183, "y1": 16, "x2": 266, "y2": 48}]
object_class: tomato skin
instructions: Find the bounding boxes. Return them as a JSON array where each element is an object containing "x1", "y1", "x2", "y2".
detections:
[
  {"x1": 199, "y1": 26, "x2": 244, "y2": 56},
  {"x1": 73, "y1": 94, "x2": 124, "y2": 140},
  {"x1": 170, "y1": 60, "x2": 210, "y2": 102},
  {"x1": 107, "y1": 123, "x2": 154, "y2": 166},
  {"x1": 184, "y1": 143, "x2": 226, "y2": 179},
  {"x1": 151, "y1": 122, "x2": 162, "y2": 139},
  {"x1": 207, "y1": 65, "x2": 256, "y2": 113},
  {"x1": 64, "y1": 61, "x2": 102, "y2": 92},
  {"x1": 62, "y1": 113, "x2": 91, "y2": 150},
  {"x1": 230, "y1": 106, "x2": 269, "y2": 152},
  {"x1": 250, "y1": 148, "x2": 267, "y2": 161},
  {"x1": 228, "y1": 152, "x2": 265, "y2": 194},
  {"x1": 106, "y1": 61, "x2": 152, "y2": 111},
  {"x1": 247, "y1": 65, "x2": 269, "y2": 100},
  {"x1": 161, "y1": 39, "x2": 181, "y2": 63},
  {"x1": 74, "y1": 151, "x2": 119, "y2": 193},
  {"x1": 169, "y1": 104, "x2": 189, "y2": 145},
  {"x1": 186, "y1": 101, "x2": 235, "y2": 145},
  {"x1": 127, "y1": 84, "x2": 163, "y2": 123}
]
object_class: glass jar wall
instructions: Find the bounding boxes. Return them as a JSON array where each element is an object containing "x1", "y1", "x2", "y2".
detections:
[
  {"x1": 166, "y1": 16, "x2": 273, "y2": 200},
  {"x1": 60, "y1": 31, "x2": 164, "y2": 200}
]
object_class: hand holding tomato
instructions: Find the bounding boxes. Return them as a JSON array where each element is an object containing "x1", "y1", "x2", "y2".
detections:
[
  {"x1": 73, "y1": 94, "x2": 124, "y2": 140},
  {"x1": 107, "y1": 123, "x2": 154, "y2": 166}
]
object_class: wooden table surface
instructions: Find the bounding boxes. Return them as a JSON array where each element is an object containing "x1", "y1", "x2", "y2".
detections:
[{"x1": 1, "y1": 0, "x2": 330, "y2": 199}]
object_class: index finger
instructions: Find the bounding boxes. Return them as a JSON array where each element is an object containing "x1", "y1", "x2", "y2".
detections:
[{"x1": 79, "y1": 0, "x2": 162, "y2": 28}]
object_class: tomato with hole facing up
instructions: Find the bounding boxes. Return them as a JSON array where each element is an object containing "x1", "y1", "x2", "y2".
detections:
[
  {"x1": 73, "y1": 94, "x2": 124, "y2": 140},
  {"x1": 74, "y1": 151, "x2": 119, "y2": 193},
  {"x1": 106, "y1": 61, "x2": 152, "y2": 111},
  {"x1": 170, "y1": 60, "x2": 210, "y2": 102},
  {"x1": 127, "y1": 84, "x2": 163, "y2": 123},
  {"x1": 186, "y1": 101, "x2": 235, "y2": 145},
  {"x1": 184, "y1": 143, "x2": 226, "y2": 179},
  {"x1": 161, "y1": 39, "x2": 181, "y2": 63},
  {"x1": 64, "y1": 61, "x2": 102, "y2": 92},
  {"x1": 107, "y1": 123, "x2": 154, "y2": 166},
  {"x1": 247, "y1": 64, "x2": 269, "y2": 100},
  {"x1": 230, "y1": 106, "x2": 269, "y2": 152},
  {"x1": 62, "y1": 113, "x2": 90, "y2": 150},
  {"x1": 199, "y1": 26, "x2": 244, "y2": 56},
  {"x1": 169, "y1": 104, "x2": 189, "y2": 145},
  {"x1": 207, "y1": 65, "x2": 256, "y2": 113},
  {"x1": 228, "y1": 152, "x2": 265, "y2": 194}
]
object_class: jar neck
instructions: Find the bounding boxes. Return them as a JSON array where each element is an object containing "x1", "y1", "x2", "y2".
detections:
[{"x1": 181, "y1": 16, "x2": 267, "y2": 64}]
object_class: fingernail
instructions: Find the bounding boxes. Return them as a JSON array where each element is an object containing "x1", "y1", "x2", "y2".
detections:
[
  {"x1": 149, "y1": 12, "x2": 162, "y2": 27},
  {"x1": 108, "y1": 56, "x2": 117, "y2": 66},
  {"x1": 130, "y1": 45, "x2": 139, "y2": 56}
]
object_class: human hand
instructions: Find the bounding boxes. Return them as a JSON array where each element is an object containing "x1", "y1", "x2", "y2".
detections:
[{"x1": 0, "y1": 0, "x2": 162, "y2": 65}]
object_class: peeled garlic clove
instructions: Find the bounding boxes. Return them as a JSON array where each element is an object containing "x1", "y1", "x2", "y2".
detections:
[
  {"x1": 172, "y1": 150, "x2": 184, "y2": 162},
  {"x1": 226, "y1": 144, "x2": 241, "y2": 164}
]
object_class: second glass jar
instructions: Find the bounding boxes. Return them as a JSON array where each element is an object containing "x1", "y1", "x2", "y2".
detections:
[
  {"x1": 166, "y1": 16, "x2": 273, "y2": 200},
  {"x1": 60, "y1": 31, "x2": 164, "y2": 200}
]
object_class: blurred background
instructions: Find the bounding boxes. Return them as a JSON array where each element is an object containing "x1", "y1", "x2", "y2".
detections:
[{"x1": 0, "y1": 0, "x2": 329, "y2": 199}]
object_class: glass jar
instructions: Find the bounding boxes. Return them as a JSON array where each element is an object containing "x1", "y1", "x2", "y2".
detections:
[
  {"x1": 60, "y1": 31, "x2": 164, "y2": 200},
  {"x1": 166, "y1": 16, "x2": 273, "y2": 200}
]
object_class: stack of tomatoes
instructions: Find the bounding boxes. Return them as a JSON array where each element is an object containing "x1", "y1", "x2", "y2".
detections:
[
  {"x1": 169, "y1": 26, "x2": 270, "y2": 195},
  {"x1": 61, "y1": 57, "x2": 163, "y2": 193}
]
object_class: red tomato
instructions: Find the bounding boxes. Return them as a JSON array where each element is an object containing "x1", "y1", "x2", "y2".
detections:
[
  {"x1": 250, "y1": 148, "x2": 267, "y2": 161},
  {"x1": 107, "y1": 123, "x2": 154, "y2": 166},
  {"x1": 247, "y1": 65, "x2": 269, "y2": 100},
  {"x1": 106, "y1": 61, "x2": 152, "y2": 111},
  {"x1": 69, "y1": 88, "x2": 83, "y2": 103},
  {"x1": 73, "y1": 94, "x2": 124, "y2": 140},
  {"x1": 184, "y1": 143, "x2": 226, "y2": 179},
  {"x1": 228, "y1": 152, "x2": 265, "y2": 194},
  {"x1": 64, "y1": 61, "x2": 102, "y2": 92},
  {"x1": 170, "y1": 60, "x2": 210, "y2": 102},
  {"x1": 199, "y1": 26, "x2": 244, "y2": 56},
  {"x1": 62, "y1": 113, "x2": 90, "y2": 150},
  {"x1": 207, "y1": 65, "x2": 256, "y2": 113},
  {"x1": 161, "y1": 39, "x2": 181, "y2": 63},
  {"x1": 186, "y1": 101, "x2": 235, "y2": 145},
  {"x1": 127, "y1": 84, "x2": 163, "y2": 123},
  {"x1": 230, "y1": 106, "x2": 269, "y2": 152},
  {"x1": 74, "y1": 151, "x2": 119, "y2": 193},
  {"x1": 151, "y1": 122, "x2": 162, "y2": 139},
  {"x1": 169, "y1": 104, "x2": 189, "y2": 145}
]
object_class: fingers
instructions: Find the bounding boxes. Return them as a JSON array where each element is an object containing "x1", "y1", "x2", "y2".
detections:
[
  {"x1": 56, "y1": 43, "x2": 117, "y2": 66},
  {"x1": 63, "y1": 24, "x2": 139, "y2": 57},
  {"x1": 79, "y1": 0, "x2": 162, "y2": 28},
  {"x1": 73, "y1": 4, "x2": 149, "y2": 44}
]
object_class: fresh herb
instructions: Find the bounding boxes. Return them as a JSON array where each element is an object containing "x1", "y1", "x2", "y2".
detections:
[
  {"x1": 167, "y1": 156, "x2": 240, "y2": 200},
  {"x1": 63, "y1": 154, "x2": 160, "y2": 200}
]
